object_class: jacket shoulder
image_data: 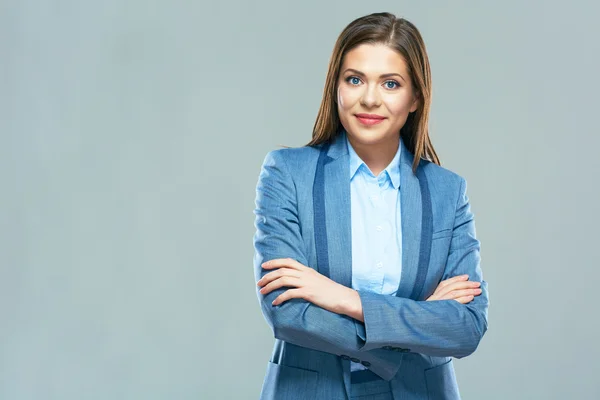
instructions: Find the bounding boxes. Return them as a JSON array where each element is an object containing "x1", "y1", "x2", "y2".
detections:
[
  {"x1": 263, "y1": 145, "x2": 322, "y2": 172},
  {"x1": 420, "y1": 159, "x2": 467, "y2": 199}
]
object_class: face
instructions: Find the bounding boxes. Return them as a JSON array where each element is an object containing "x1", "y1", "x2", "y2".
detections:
[{"x1": 336, "y1": 43, "x2": 419, "y2": 149}]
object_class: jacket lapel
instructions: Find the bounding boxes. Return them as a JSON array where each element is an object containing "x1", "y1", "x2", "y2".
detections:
[
  {"x1": 395, "y1": 138, "x2": 424, "y2": 299},
  {"x1": 313, "y1": 133, "x2": 352, "y2": 287}
]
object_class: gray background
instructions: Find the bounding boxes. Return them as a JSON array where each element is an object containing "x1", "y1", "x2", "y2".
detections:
[{"x1": 2, "y1": 1, "x2": 599, "y2": 399}]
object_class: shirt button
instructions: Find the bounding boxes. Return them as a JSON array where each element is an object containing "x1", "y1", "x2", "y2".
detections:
[
  {"x1": 376, "y1": 262, "x2": 383, "y2": 269},
  {"x1": 376, "y1": 225, "x2": 382, "y2": 231},
  {"x1": 370, "y1": 195, "x2": 379, "y2": 201}
]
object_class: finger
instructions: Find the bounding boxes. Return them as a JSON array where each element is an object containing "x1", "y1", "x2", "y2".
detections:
[
  {"x1": 453, "y1": 295, "x2": 475, "y2": 304},
  {"x1": 426, "y1": 293, "x2": 439, "y2": 301},
  {"x1": 440, "y1": 288, "x2": 482, "y2": 301},
  {"x1": 432, "y1": 275, "x2": 469, "y2": 295},
  {"x1": 445, "y1": 280, "x2": 481, "y2": 292},
  {"x1": 440, "y1": 288, "x2": 481, "y2": 300},
  {"x1": 272, "y1": 288, "x2": 304, "y2": 306},
  {"x1": 262, "y1": 258, "x2": 305, "y2": 270},
  {"x1": 434, "y1": 280, "x2": 481, "y2": 298},
  {"x1": 257, "y1": 268, "x2": 301, "y2": 287},
  {"x1": 428, "y1": 281, "x2": 480, "y2": 300},
  {"x1": 437, "y1": 274, "x2": 469, "y2": 289},
  {"x1": 260, "y1": 276, "x2": 302, "y2": 296}
]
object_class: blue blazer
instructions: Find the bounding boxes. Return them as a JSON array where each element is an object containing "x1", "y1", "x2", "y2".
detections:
[{"x1": 253, "y1": 131, "x2": 489, "y2": 399}]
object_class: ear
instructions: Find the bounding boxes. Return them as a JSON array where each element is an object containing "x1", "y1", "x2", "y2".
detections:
[{"x1": 409, "y1": 92, "x2": 420, "y2": 113}]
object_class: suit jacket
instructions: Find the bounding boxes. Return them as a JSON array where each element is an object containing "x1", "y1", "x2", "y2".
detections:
[{"x1": 253, "y1": 131, "x2": 489, "y2": 399}]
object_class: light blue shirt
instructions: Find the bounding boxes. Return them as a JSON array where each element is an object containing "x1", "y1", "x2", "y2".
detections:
[{"x1": 347, "y1": 135, "x2": 403, "y2": 372}]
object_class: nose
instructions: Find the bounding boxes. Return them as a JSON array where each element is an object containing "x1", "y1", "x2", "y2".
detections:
[{"x1": 360, "y1": 83, "x2": 381, "y2": 108}]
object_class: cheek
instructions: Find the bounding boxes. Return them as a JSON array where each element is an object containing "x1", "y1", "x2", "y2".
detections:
[
  {"x1": 337, "y1": 85, "x2": 356, "y2": 111},
  {"x1": 384, "y1": 95, "x2": 414, "y2": 117}
]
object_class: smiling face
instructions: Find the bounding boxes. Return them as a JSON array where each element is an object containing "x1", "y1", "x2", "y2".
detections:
[{"x1": 336, "y1": 43, "x2": 419, "y2": 153}]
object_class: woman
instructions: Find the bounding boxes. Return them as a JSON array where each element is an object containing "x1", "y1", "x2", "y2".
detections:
[{"x1": 253, "y1": 12, "x2": 488, "y2": 400}]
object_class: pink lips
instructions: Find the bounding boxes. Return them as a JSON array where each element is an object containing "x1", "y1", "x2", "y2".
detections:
[{"x1": 355, "y1": 113, "x2": 385, "y2": 126}]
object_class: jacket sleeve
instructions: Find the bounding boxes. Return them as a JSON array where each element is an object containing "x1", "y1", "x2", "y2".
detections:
[
  {"x1": 356, "y1": 177, "x2": 489, "y2": 358},
  {"x1": 253, "y1": 149, "x2": 403, "y2": 380}
]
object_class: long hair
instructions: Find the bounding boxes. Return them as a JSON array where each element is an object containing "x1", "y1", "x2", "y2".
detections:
[{"x1": 307, "y1": 12, "x2": 440, "y2": 173}]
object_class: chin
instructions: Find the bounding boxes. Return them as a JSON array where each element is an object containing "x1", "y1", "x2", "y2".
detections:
[{"x1": 346, "y1": 124, "x2": 395, "y2": 146}]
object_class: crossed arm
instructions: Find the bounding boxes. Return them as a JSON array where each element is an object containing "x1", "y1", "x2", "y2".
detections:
[{"x1": 253, "y1": 150, "x2": 489, "y2": 380}]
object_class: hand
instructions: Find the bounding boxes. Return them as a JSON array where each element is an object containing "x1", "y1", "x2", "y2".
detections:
[
  {"x1": 426, "y1": 274, "x2": 481, "y2": 304},
  {"x1": 257, "y1": 258, "x2": 358, "y2": 316}
]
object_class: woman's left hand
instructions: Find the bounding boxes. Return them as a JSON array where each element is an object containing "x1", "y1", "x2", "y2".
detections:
[{"x1": 257, "y1": 258, "x2": 360, "y2": 317}]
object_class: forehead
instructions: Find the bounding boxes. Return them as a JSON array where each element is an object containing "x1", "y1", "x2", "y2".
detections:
[{"x1": 340, "y1": 43, "x2": 409, "y2": 75}]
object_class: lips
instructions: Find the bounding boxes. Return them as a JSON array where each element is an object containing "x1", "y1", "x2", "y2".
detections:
[
  {"x1": 355, "y1": 113, "x2": 385, "y2": 126},
  {"x1": 355, "y1": 113, "x2": 385, "y2": 119}
]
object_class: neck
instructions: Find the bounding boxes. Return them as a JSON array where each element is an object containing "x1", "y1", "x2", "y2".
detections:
[{"x1": 348, "y1": 135, "x2": 399, "y2": 176}]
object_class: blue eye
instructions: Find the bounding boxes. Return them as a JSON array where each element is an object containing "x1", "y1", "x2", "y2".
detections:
[
  {"x1": 384, "y1": 80, "x2": 399, "y2": 89},
  {"x1": 347, "y1": 76, "x2": 361, "y2": 85}
]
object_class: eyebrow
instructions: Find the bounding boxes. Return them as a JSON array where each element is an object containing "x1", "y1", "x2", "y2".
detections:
[{"x1": 342, "y1": 68, "x2": 406, "y2": 83}]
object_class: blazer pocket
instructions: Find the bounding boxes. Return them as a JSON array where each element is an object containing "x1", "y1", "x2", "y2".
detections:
[
  {"x1": 432, "y1": 228, "x2": 453, "y2": 240},
  {"x1": 260, "y1": 361, "x2": 319, "y2": 400},
  {"x1": 424, "y1": 359, "x2": 460, "y2": 400}
]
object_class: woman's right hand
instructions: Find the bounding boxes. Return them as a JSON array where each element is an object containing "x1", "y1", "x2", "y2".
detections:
[{"x1": 426, "y1": 274, "x2": 482, "y2": 304}]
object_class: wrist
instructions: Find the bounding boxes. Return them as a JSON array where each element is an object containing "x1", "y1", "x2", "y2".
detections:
[{"x1": 340, "y1": 288, "x2": 364, "y2": 322}]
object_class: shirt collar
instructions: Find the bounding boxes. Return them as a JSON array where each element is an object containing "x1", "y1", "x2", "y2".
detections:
[{"x1": 346, "y1": 135, "x2": 402, "y2": 189}]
